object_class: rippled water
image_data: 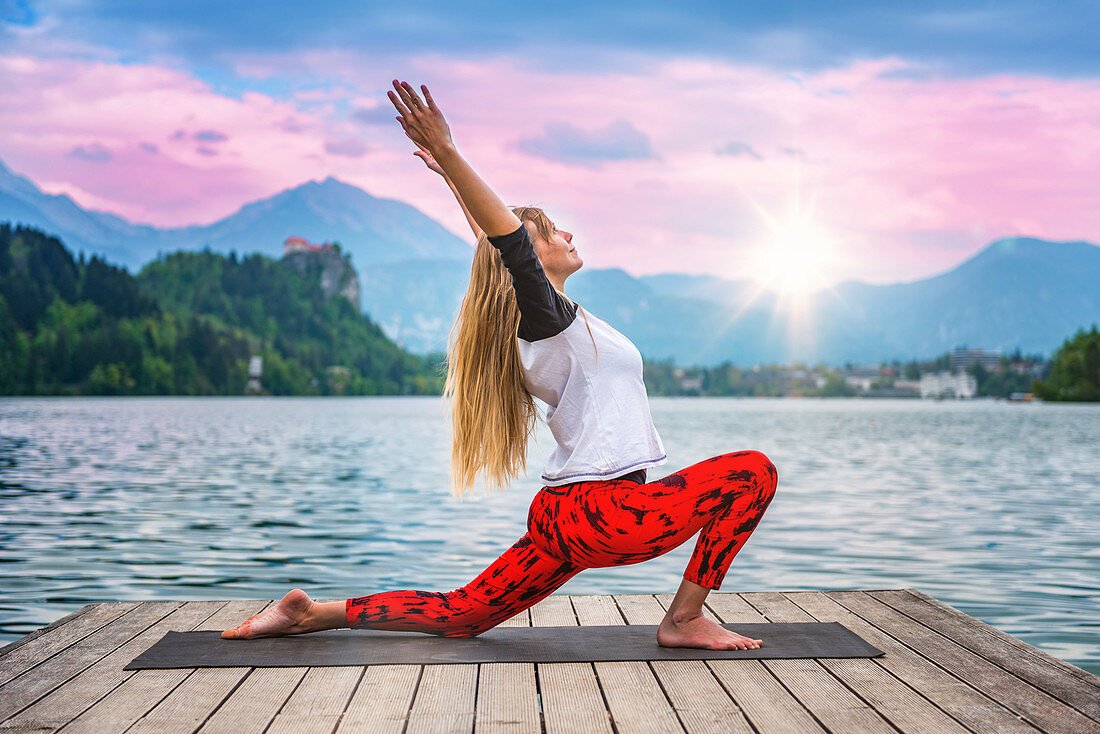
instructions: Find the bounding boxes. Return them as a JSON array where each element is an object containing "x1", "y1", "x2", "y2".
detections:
[{"x1": 0, "y1": 397, "x2": 1097, "y2": 673}]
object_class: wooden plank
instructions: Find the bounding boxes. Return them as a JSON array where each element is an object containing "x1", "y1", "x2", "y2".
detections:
[
  {"x1": 475, "y1": 597, "x2": 536, "y2": 734},
  {"x1": 266, "y1": 666, "x2": 363, "y2": 734},
  {"x1": 474, "y1": 664, "x2": 540, "y2": 734},
  {"x1": 901, "y1": 589, "x2": 1100, "y2": 692},
  {"x1": 656, "y1": 593, "x2": 826, "y2": 734},
  {"x1": 52, "y1": 600, "x2": 269, "y2": 734},
  {"x1": 538, "y1": 664, "x2": 612, "y2": 734},
  {"x1": 830, "y1": 590, "x2": 1100, "y2": 734},
  {"x1": 572, "y1": 595, "x2": 684, "y2": 734},
  {"x1": 870, "y1": 589, "x2": 1100, "y2": 721},
  {"x1": 496, "y1": 609, "x2": 529, "y2": 628},
  {"x1": 615, "y1": 594, "x2": 752, "y2": 734},
  {"x1": 3, "y1": 601, "x2": 222, "y2": 733},
  {"x1": 123, "y1": 668, "x2": 249, "y2": 734},
  {"x1": 0, "y1": 604, "x2": 95, "y2": 658},
  {"x1": 195, "y1": 667, "x2": 309, "y2": 734},
  {"x1": 0, "y1": 602, "x2": 140, "y2": 686},
  {"x1": 124, "y1": 600, "x2": 274, "y2": 734},
  {"x1": 0, "y1": 602, "x2": 144, "y2": 694},
  {"x1": 533, "y1": 595, "x2": 611, "y2": 734},
  {"x1": 528, "y1": 595, "x2": 575, "y2": 628},
  {"x1": 737, "y1": 591, "x2": 957, "y2": 734},
  {"x1": 784, "y1": 592, "x2": 1045, "y2": 734},
  {"x1": 405, "y1": 663, "x2": 478, "y2": 734},
  {"x1": 336, "y1": 665, "x2": 420, "y2": 734},
  {"x1": 0, "y1": 601, "x2": 185, "y2": 727},
  {"x1": 55, "y1": 668, "x2": 193, "y2": 734},
  {"x1": 569, "y1": 595, "x2": 622, "y2": 627}
]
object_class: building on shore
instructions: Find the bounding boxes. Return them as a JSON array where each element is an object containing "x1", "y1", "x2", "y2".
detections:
[
  {"x1": 842, "y1": 366, "x2": 880, "y2": 393},
  {"x1": 920, "y1": 370, "x2": 977, "y2": 399},
  {"x1": 950, "y1": 348, "x2": 1001, "y2": 372},
  {"x1": 246, "y1": 356, "x2": 263, "y2": 395},
  {"x1": 862, "y1": 379, "x2": 921, "y2": 398}
]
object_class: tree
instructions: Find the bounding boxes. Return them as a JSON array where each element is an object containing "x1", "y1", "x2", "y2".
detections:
[{"x1": 1033, "y1": 325, "x2": 1100, "y2": 402}]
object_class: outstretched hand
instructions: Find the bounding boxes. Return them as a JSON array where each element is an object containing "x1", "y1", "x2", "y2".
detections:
[
  {"x1": 413, "y1": 143, "x2": 446, "y2": 178},
  {"x1": 388, "y1": 80, "x2": 453, "y2": 157}
]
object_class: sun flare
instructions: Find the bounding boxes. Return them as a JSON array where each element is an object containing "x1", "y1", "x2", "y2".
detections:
[{"x1": 747, "y1": 216, "x2": 839, "y2": 296}]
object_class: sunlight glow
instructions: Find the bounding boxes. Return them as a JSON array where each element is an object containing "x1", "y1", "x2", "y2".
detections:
[
  {"x1": 748, "y1": 214, "x2": 839, "y2": 296},
  {"x1": 702, "y1": 165, "x2": 853, "y2": 362}
]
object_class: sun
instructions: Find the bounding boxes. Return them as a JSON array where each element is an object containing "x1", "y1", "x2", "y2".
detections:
[{"x1": 747, "y1": 215, "x2": 839, "y2": 296}]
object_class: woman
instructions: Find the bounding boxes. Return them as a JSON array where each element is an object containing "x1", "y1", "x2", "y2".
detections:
[{"x1": 222, "y1": 80, "x2": 778, "y2": 650}]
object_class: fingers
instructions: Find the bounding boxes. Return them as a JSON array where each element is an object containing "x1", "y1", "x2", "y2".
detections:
[
  {"x1": 401, "y1": 81, "x2": 426, "y2": 110},
  {"x1": 421, "y1": 84, "x2": 438, "y2": 112},
  {"x1": 392, "y1": 79, "x2": 426, "y2": 113},
  {"x1": 389, "y1": 79, "x2": 449, "y2": 153},
  {"x1": 392, "y1": 79, "x2": 413, "y2": 107},
  {"x1": 387, "y1": 89, "x2": 411, "y2": 119}
]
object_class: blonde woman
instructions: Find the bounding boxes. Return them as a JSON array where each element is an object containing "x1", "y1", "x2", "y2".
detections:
[{"x1": 223, "y1": 80, "x2": 778, "y2": 650}]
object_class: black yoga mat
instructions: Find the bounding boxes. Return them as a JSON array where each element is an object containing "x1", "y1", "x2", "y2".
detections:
[{"x1": 124, "y1": 622, "x2": 883, "y2": 669}]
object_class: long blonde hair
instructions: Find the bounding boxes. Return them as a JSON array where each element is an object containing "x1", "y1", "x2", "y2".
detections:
[{"x1": 443, "y1": 206, "x2": 595, "y2": 499}]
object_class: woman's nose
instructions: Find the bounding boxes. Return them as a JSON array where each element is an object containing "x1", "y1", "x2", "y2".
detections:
[{"x1": 563, "y1": 231, "x2": 573, "y2": 243}]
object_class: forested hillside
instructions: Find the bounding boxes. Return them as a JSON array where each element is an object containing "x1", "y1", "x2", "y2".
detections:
[
  {"x1": 0, "y1": 223, "x2": 444, "y2": 395},
  {"x1": 1033, "y1": 325, "x2": 1100, "y2": 401}
]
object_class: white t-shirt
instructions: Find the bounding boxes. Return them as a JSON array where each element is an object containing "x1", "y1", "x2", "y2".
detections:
[{"x1": 489, "y1": 224, "x2": 667, "y2": 486}]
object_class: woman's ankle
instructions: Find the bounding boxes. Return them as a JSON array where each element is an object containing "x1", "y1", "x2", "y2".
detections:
[
  {"x1": 309, "y1": 600, "x2": 351, "y2": 631},
  {"x1": 663, "y1": 606, "x2": 704, "y2": 626}
]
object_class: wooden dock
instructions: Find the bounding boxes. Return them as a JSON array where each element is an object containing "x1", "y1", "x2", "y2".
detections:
[{"x1": 1, "y1": 589, "x2": 1097, "y2": 733}]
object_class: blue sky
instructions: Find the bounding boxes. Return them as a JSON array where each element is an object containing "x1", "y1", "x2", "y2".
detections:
[{"x1": 6, "y1": 0, "x2": 1098, "y2": 80}]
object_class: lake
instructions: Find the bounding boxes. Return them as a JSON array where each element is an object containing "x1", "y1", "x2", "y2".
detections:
[{"x1": 0, "y1": 396, "x2": 1097, "y2": 674}]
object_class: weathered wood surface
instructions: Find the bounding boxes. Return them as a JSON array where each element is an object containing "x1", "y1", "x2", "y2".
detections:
[{"x1": 0, "y1": 589, "x2": 1096, "y2": 734}]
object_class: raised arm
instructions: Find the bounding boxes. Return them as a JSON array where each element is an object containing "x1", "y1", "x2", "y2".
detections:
[{"x1": 388, "y1": 80, "x2": 520, "y2": 238}]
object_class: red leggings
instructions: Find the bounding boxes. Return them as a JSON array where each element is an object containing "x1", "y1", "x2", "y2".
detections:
[{"x1": 346, "y1": 450, "x2": 777, "y2": 637}]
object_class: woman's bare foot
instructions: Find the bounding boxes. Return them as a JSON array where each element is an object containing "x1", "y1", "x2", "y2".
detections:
[
  {"x1": 657, "y1": 611, "x2": 763, "y2": 650},
  {"x1": 221, "y1": 589, "x2": 321, "y2": 640}
]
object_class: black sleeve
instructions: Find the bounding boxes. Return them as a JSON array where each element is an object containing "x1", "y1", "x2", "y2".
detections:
[{"x1": 488, "y1": 223, "x2": 578, "y2": 341}]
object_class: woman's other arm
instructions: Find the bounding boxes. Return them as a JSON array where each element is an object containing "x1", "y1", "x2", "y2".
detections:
[
  {"x1": 412, "y1": 144, "x2": 484, "y2": 241},
  {"x1": 388, "y1": 80, "x2": 520, "y2": 238}
]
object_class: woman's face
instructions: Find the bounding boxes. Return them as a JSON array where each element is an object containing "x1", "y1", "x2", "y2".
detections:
[{"x1": 526, "y1": 219, "x2": 583, "y2": 283}]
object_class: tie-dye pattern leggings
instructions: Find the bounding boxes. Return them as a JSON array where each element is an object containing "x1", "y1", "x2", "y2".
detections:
[{"x1": 346, "y1": 450, "x2": 777, "y2": 637}]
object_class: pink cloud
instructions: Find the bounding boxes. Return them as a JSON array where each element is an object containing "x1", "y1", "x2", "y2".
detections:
[
  {"x1": 0, "y1": 56, "x2": 342, "y2": 225},
  {"x1": 367, "y1": 54, "x2": 1100, "y2": 283},
  {"x1": 1, "y1": 52, "x2": 1097, "y2": 285}
]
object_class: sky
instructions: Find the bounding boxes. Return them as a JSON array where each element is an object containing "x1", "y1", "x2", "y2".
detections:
[{"x1": 1, "y1": 0, "x2": 1098, "y2": 287}]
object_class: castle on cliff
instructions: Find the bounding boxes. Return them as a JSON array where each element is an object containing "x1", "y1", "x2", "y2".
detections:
[{"x1": 281, "y1": 236, "x2": 360, "y2": 308}]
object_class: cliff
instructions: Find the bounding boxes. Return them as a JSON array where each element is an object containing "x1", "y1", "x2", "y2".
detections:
[{"x1": 281, "y1": 236, "x2": 360, "y2": 309}]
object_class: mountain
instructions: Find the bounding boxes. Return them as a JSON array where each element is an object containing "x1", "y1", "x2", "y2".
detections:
[
  {"x1": 361, "y1": 236, "x2": 1100, "y2": 364},
  {"x1": 150, "y1": 177, "x2": 472, "y2": 272},
  {"x1": 819, "y1": 237, "x2": 1100, "y2": 359},
  {"x1": 0, "y1": 160, "x2": 472, "y2": 284},
  {"x1": 640, "y1": 236, "x2": 1100, "y2": 363},
  {"x1": 0, "y1": 159, "x2": 161, "y2": 268},
  {"x1": 2, "y1": 158, "x2": 1097, "y2": 365}
]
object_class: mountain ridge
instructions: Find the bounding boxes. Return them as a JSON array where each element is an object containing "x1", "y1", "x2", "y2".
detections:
[
  {"x1": 2, "y1": 158, "x2": 1096, "y2": 365},
  {"x1": 0, "y1": 160, "x2": 474, "y2": 284}
]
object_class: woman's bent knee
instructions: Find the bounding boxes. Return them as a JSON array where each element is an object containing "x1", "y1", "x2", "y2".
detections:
[
  {"x1": 753, "y1": 450, "x2": 778, "y2": 493},
  {"x1": 724, "y1": 449, "x2": 778, "y2": 497}
]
